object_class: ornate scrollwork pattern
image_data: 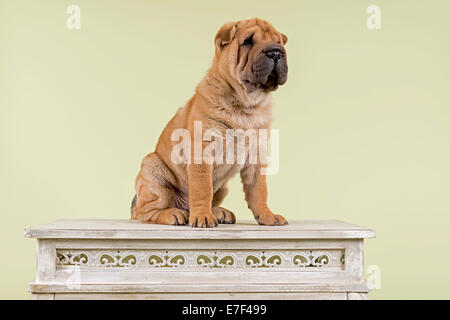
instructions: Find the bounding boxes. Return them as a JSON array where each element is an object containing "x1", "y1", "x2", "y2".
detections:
[
  {"x1": 293, "y1": 251, "x2": 330, "y2": 267},
  {"x1": 148, "y1": 253, "x2": 186, "y2": 267},
  {"x1": 99, "y1": 252, "x2": 137, "y2": 267},
  {"x1": 244, "y1": 252, "x2": 283, "y2": 268},
  {"x1": 196, "y1": 252, "x2": 236, "y2": 268},
  {"x1": 55, "y1": 249, "x2": 344, "y2": 269},
  {"x1": 57, "y1": 251, "x2": 89, "y2": 266}
]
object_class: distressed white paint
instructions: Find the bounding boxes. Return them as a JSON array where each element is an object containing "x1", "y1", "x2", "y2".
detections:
[
  {"x1": 26, "y1": 220, "x2": 375, "y2": 300},
  {"x1": 24, "y1": 219, "x2": 376, "y2": 239}
]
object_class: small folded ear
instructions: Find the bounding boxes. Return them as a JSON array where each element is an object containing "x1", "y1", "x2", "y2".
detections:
[
  {"x1": 281, "y1": 33, "x2": 288, "y2": 45},
  {"x1": 215, "y1": 22, "x2": 237, "y2": 49}
]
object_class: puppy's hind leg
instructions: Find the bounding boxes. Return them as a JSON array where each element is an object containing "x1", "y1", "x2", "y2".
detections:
[{"x1": 131, "y1": 153, "x2": 188, "y2": 225}]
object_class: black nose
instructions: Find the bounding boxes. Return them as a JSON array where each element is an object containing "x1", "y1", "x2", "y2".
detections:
[{"x1": 265, "y1": 49, "x2": 282, "y2": 62}]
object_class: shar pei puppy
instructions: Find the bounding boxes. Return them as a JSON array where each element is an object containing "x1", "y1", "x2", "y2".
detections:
[{"x1": 131, "y1": 18, "x2": 288, "y2": 227}]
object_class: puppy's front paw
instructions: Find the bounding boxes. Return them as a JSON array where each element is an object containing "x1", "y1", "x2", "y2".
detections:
[
  {"x1": 189, "y1": 211, "x2": 218, "y2": 228},
  {"x1": 212, "y1": 207, "x2": 236, "y2": 224},
  {"x1": 254, "y1": 213, "x2": 288, "y2": 226}
]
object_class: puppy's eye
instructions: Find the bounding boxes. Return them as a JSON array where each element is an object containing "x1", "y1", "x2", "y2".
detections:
[{"x1": 242, "y1": 35, "x2": 254, "y2": 46}]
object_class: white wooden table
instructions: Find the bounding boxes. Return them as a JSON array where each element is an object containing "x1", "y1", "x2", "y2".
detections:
[{"x1": 25, "y1": 219, "x2": 375, "y2": 300}]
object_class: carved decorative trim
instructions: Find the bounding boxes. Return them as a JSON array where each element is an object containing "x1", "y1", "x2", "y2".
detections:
[{"x1": 56, "y1": 249, "x2": 345, "y2": 269}]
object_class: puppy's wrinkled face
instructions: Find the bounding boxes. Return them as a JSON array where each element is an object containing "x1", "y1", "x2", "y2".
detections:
[{"x1": 214, "y1": 18, "x2": 288, "y2": 95}]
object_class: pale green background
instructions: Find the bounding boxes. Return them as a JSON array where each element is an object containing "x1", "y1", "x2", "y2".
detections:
[{"x1": 1, "y1": 0, "x2": 449, "y2": 299}]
